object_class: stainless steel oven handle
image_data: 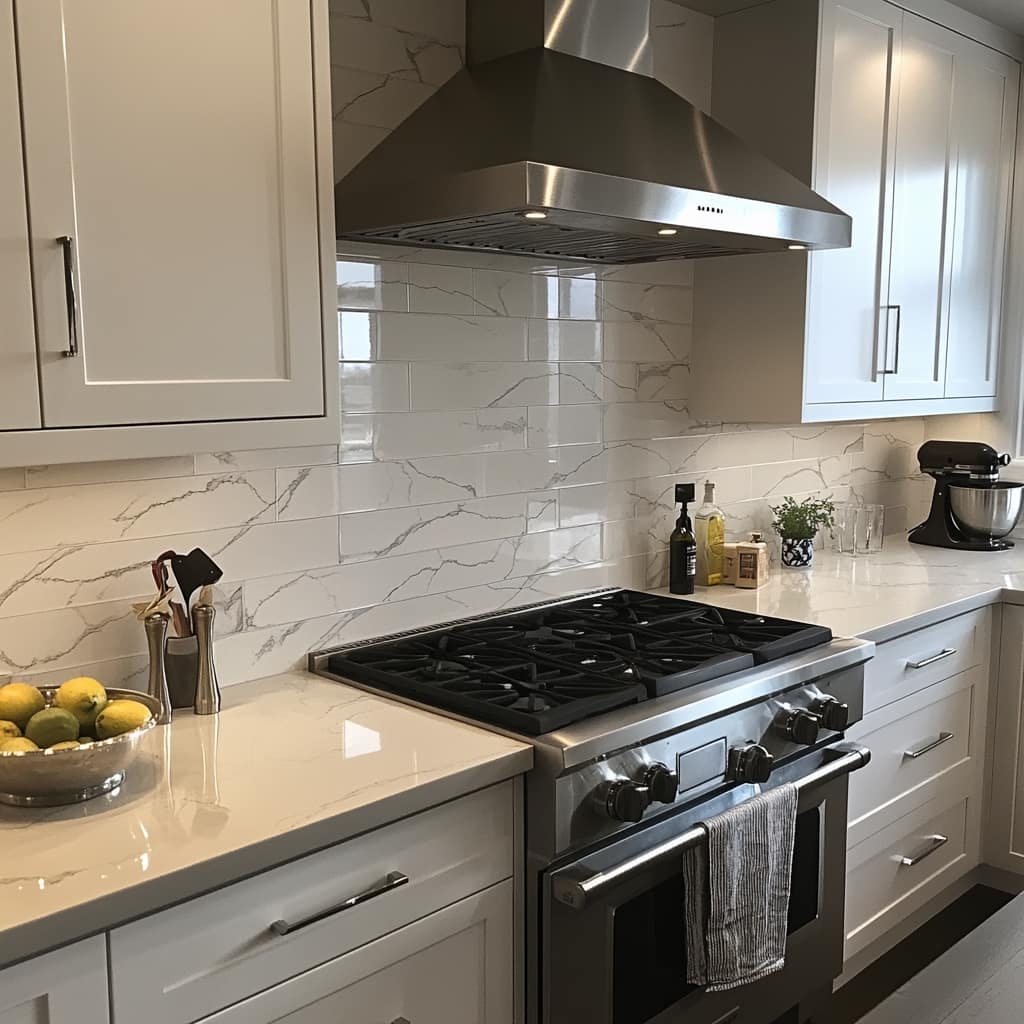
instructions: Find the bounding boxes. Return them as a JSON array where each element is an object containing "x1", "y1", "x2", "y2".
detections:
[{"x1": 552, "y1": 744, "x2": 871, "y2": 910}]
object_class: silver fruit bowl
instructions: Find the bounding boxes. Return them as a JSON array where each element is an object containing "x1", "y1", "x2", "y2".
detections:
[
  {"x1": 0, "y1": 687, "x2": 161, "y2": 807},
  {"x1": 949, "y1": 481, "x2": 1024, "y2": 540}
]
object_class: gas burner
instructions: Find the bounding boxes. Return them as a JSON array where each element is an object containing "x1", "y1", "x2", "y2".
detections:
[{"x1": 325, "y1": 590, "x2": 833, "y2": 733}]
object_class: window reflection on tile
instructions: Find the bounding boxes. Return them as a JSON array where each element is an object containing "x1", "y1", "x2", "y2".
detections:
[
  {"x1": 338, "y1": 311, "x2": 377, "y2": 361},
  {"x1": 337, "y1": 260, "x2": 408, "y2": 311}
]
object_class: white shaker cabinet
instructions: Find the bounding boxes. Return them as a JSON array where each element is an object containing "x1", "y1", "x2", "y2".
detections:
[
  {"x1": 199, "y1": 883, "x2": 514, "y2": 1024},
  {"x1": 944, "y1": 40, "x2": 1019, "y2": 399},
  {"x1": 0, "y1": 1, "x2": 40, "y2": 431},
  {"x1": 16, "y1": 0, "x2": 326, "y2": 428},
  {"x1": 0, "y1": 937, "x2": 109, "y2": 1024},
  {"x1": 802, "y1": 0, "x2": 900, "y2": 406},
  {"x1": 694, "y1": 0, "x2": 1020, "y2": 424}
]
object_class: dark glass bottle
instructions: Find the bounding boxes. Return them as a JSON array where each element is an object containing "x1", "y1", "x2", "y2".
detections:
[{"x1": 670, "y1": 483, "x2": 697, "y2": 595}]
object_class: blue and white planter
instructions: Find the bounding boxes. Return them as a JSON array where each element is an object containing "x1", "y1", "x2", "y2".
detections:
[{"x1": 781, "y1": 537, "x2": 815, "y2": 569}]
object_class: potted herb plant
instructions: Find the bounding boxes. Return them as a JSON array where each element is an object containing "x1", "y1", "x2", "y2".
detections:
[{"x1": 770, "y1": 496, "x2": 836, "y2": 569}]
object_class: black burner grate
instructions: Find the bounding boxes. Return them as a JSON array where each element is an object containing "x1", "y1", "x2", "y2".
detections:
[{"x1": 327, "y1": 591, "x2": 832, "y2": 734}]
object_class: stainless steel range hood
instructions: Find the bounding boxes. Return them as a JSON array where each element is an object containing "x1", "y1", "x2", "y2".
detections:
[{"x1": 334, "y1": 0, "x2": 852, "y2": 265}]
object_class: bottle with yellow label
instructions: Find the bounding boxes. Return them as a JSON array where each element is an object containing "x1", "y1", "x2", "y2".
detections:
[{"x1": 694, "y1": 481, "x2": 725, "y2": 587}]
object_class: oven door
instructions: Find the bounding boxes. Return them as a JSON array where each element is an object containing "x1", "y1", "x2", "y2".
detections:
[{"x1": 542, "y1": 743, "x2": 870, "y2": 1024}]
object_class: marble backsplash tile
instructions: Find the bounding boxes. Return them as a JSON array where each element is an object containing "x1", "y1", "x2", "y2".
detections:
[{"x1": 0, "y1": 1, "x2": 929, "y2": 691}]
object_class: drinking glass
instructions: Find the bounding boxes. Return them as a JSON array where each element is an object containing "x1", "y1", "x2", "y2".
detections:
[{"x1": 833, "y1": 503, "x2": 884, "y2": 555}]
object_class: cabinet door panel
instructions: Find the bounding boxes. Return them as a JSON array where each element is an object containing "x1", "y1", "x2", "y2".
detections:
[
  {"x1": 944, "y1": 43, "x2": 1018, "y2": 399},
  {"x1": 804, "y1": 0, "x2": 900, "y2": 406},
  {"x1": 0, "y1": 1, "x2": 41, "y2": 430},
  {"x1": 882, "y1": 14, "x2": 955, "y2": 402},
  {"x1": 0, "y1": 937, "x2": 109, "y2": 1024},
  {"x1": 17, "y1": 0, "x2": 325, "y2": 427},
  {"x1": 202, "y1": 882, "x2": 514, "y2": 1024}
]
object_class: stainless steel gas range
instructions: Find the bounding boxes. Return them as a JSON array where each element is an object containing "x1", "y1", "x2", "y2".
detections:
[{"x1": 310, "y1": 588, "x2": 873, "y2": 1024}]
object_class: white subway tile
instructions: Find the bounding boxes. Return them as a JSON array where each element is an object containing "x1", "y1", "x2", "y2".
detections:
[
  {"x1": 527, "y1": 319, "x2": 602, "y2": 361},
  {"x1": 377, "y1": 312, "x2": 526, "y2": 361},
  {"x1": 25, "y1": 457, "x2": 196, "y2": 489},
  {"x1": 602, "y1": 282, "x2": 693, "y2": 324},
  {"x1": 559, "y1": 482, "x2": 638, "y2": 527},
  {"x1": 526, "y1": 491, "x2": 559, "y2": 533},
  {"x1": 336, "y1": 257, "x2": 409, "y2": 311},
  {"x1": 336, "y1": 455, "x2": 483, "y2": 512},
  {"x1": 481, "y1": 445, "x2": 608, "y2": 495},
  {"x1": 196, "y1": 447, "x2": 337, "y2": 474},
  {"x1": 340, "y1": 361, "x2": 410, "y2": 413},
  {"x1": 344, "y1": 409, "x2": 528, "y2": 459},
  {"x1": 602, "y1": 321, "x2": 691, "y2": 362},
  {"x1": 527, "y1": 405, "x2": 603, "y2": 448},
  {"x1": 339, "y1": 495, "x2": 525, "y2": 562},
  {"x1": 408, "y1": 264, "x2": 476, "y2": 314}
]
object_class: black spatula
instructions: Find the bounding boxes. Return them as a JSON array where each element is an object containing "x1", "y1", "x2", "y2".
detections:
[{"x1": 170, "y1": 548, "x2": 223, "y2": 610}]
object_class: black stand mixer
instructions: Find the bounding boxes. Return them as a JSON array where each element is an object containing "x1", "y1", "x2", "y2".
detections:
[{"x1": 909, "y1": 441, "x2": 1023, "y2": 551}]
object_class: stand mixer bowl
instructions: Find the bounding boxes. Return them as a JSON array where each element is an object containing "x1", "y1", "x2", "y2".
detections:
[{"x1": 948, "y1": 482, "x2": 1024, "y2": 539}]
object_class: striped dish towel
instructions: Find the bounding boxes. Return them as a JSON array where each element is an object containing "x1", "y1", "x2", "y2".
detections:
[{"x1": 682, "y1": 783, "x2": 799, "y2": 991}]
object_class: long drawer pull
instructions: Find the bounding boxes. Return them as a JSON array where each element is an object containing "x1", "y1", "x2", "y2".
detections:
[
  {"x1": 903, "y1": 732, "x2": 954, "y2": 760},
  {"x1": 906, "y1": 648, "x2": 957, "y2": 670},
  {"x1": 269, "y1": 871, "x2": 409, "y2": 936},
  {"x1": 897, "y1": 834, "x2": 949, "y2": 867}
]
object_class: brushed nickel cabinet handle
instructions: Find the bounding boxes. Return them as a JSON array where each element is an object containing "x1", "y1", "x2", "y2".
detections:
[
  {"x1": 57, "y1": 235, "x2": 79, "y2": 358},
  {"x1": 897, "y1": 834, "x2": 948, "y2": 867},
  {"x1": 906, "y1": 648, "x2": 957, "y2": 670},
  {"x1": 904, "y1": 732, "x2": 954, "y2": 760},
  {"x1": 269, "y1": 871, "x2": 409, "y2": 936}
]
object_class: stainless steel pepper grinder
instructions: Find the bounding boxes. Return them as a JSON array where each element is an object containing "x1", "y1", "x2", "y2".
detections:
[
  {"x1": 193, "y1": 603, "x2": 221, "y2": 716},
  {"x1": 144, "y1": 611, "x2": 173, "y2": 725}
]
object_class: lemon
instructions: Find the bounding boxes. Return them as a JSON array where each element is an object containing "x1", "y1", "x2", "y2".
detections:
[
  {"x1": 24, "y1": 707, "x2": 79, "y2": 748},
  {"x1": 54, "y1": 677, "x2": 108, "y2": 732},
  {"x1": 0, "y1": 683, "x2": 45, "y2": 730},
  {"x1": 0, "y1": 737, "x2": 39, "y2": 753},
  {"x1": 95, "y1": 699, "x2": 152, "y2": 740},
  {"x1": 47, "y1": 740, "x2": 81, "y2": 751},
  {"x1": 78, "y1": 735, "x2": 95, "y2": 745},
  {"x1": 0, "y1": 721, "x2": 21, "y2": 741}
]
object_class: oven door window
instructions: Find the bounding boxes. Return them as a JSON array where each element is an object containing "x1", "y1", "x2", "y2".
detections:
[{"x1": 611, "y1": 808, "x2": 821, "y2": 1024}]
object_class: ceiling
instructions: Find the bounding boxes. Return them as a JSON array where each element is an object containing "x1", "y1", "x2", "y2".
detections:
[{"x1": 669, "y1": 0, "x2": 1024, "y2": 35}]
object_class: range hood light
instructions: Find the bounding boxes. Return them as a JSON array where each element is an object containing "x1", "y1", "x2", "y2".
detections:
[
  {"x1": 658, "y1": 228, "x2": 679, "y2": 236},
  {"x1": 522, "y1": 210, "x2": 548, "y2": 220},
  {"x1": 788, "y1": 244, "x2": 808, "y2": 251}
]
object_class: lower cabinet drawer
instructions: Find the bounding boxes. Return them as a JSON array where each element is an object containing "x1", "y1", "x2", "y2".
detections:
[
  {"x1": 110, "y1": 782, "x2": 514, "y2": 1024},
  {"x1": 847, "y1": 671, "x2": 976, "y2": 844},
  {"x1": 201, "y1": 880, "x2": 514, "y2": 1024},
  {"x1": 864, "y1": 608, "x2": 989, "y2": 714},
  {"x1": 845, "y1": 797, "x2": 972, "y2": 959}
]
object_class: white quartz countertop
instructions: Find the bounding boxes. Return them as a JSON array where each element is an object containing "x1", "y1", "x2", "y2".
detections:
[
  {"x1": 655, "y1": 537, "x2": 1024, "y2": 641},
  {"x1": 0, "y1": 671, "x2": 531, "y2": 968}
]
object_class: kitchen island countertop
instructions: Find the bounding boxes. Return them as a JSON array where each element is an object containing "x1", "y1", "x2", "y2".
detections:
[
  {"x1": 0, "y1": 670, "x2": 531, "y2": 969},
  {"x1": 655, "y1": 536, "x2": 1024, "y2": 641}
]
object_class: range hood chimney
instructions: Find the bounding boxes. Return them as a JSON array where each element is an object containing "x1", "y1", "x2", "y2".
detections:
[{"x1": 334, "y1": 0, "x2": 851, "y2": 264}]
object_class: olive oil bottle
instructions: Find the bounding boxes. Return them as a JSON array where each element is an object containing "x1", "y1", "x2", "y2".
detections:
[
  {"x1": 670, "y1": 483, "x2": 697, "y2": 595},
  {"x1": 694, "y1": 481, "x2": 725, "y2": 587}
]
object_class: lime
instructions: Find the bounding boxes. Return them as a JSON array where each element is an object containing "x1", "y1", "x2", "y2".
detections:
[
  {"x1": 95, "y1": 699, "x2": 152, "y2": 740},
  {"x1": 0, "y1": 721, "x2": 21, "y2": 741},
  {"x1": 0, "y1": 683, "x2": 45, "y2": 730},
  {"x1": 0, "y1": 737, "x2": 39, "y2": 753},
  {"x1": 47, "y1": 741, "x2": 81, "y2": 751},
  {"x1": 54, "y1": 677, "x2": 108, "y2": 731},
  {"x1": 24, "y1": 707, "x2": 80, "y2": 748}
]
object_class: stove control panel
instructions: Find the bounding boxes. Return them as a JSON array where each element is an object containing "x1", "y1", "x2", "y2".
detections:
[{"x1": 642, "y1": 762, "x2": 680, "y2": 805}]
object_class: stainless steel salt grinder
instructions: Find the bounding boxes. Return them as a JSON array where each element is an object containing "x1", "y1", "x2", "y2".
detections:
[
  {"x1": 144, "y1": 612, "x2": 173, "y2": 725},
  {"x1": 193, "y1": 604, "x2": 221, "y2": 716}
]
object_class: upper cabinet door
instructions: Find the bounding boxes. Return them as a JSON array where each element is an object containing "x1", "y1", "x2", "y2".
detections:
[
  {"x1": 16, "y1": 0, "x2": 326, "y2": 428},
  {"x1": 944, "y1": 39, "x2": 1019, "y2": 400},
  {"x1": 0, "y1": 1, "x2": 41, "y2": 430},
  {"x1": 881, "y1": 14, "x2": 956, "y2": 402},
  {"x1": 803, "y1": 0, "x2": 901, "y2": 406}
]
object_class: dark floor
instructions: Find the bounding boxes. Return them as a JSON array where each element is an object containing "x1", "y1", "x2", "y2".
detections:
[{"x1": 822, "y1": 885, "x2": 1014, "y2": 1023}]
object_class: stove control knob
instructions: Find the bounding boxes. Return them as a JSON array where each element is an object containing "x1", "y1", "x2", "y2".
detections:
[
  {"x1": 728, "y1": 744, "x2": 774, "y2": 784},
  {"x1": 603, "y1": 780, "x2": 652, "y2": 823},
  {"x1": 778, "y1": 708, "x2": 821, "y2": 746},
  {"x1": 642, "y1": 763, "x2": 680, "y2": 805},
  {"x1": 812, "y1": 696, "x2": 850, "y2": 732}
]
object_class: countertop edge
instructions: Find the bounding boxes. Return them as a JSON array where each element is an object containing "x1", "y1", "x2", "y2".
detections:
[
  {"x1": 854, "y1": 587, "x2": 1007, "y2": 642},
  {"x1": 0, "y1": 743, "x2": 532, "y2": 971}
]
